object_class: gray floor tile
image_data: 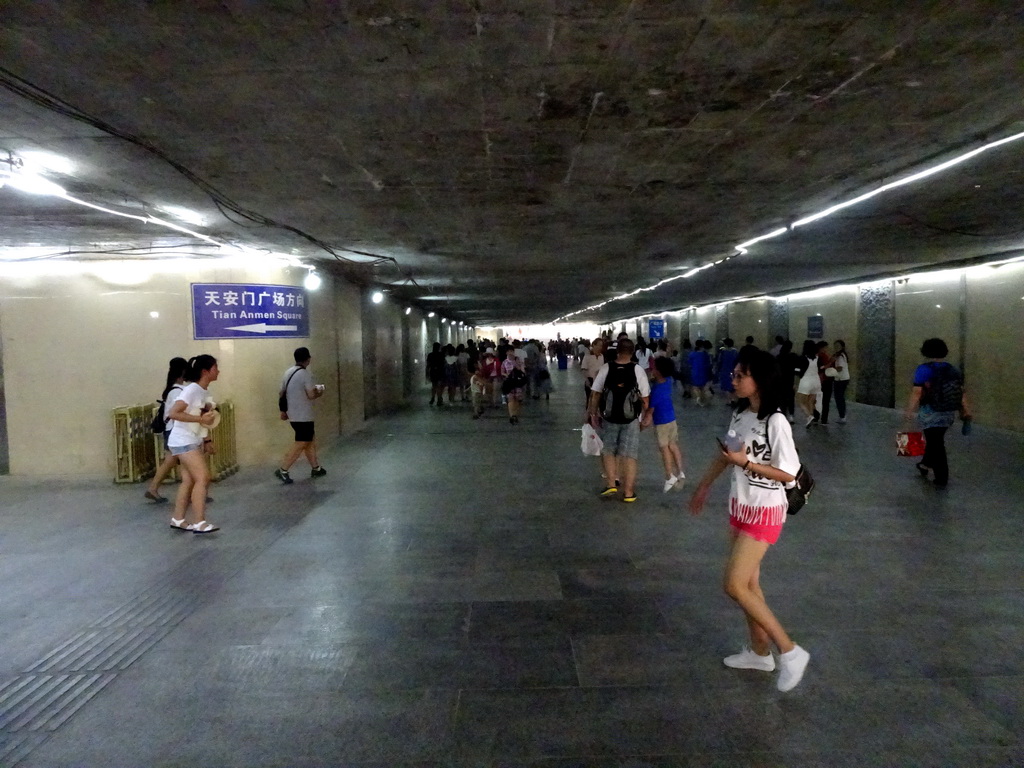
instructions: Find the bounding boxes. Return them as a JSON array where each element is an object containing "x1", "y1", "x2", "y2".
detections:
[{"x1": 1, "y1": 372, "x2": 1021, "y2": 765}]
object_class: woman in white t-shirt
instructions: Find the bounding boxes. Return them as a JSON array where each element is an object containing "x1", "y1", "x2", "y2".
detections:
[
  {"x1": 166, "y1": 354, "x2": 221, "y2": 533},
  {"x1": 795, "y1": 339, "x2": 822, "y2": 427},
  {"x1": 689, "y1": 350, "x2": 810, "y2": 692},
  {"x1": 635, "y1": 343, "x2": 654, "y2": 376}
]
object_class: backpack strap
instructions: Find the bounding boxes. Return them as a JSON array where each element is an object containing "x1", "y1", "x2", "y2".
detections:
[{"x1": 280, "y1": 366, "x2": 301, "y2": 398}]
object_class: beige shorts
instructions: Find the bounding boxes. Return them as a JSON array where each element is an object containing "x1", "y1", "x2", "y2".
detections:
[{"x1": 655, "y1": 420, "x2": 678, "y2": 448}]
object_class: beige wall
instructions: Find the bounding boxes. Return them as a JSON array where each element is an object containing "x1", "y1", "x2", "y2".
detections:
[
  {"x1": 728, "y1": 300, "x2": 770, "y2": 347},
  {"x1": 965, "y1": 262, "x2": 1024, "y2": 430},
  {"x1": 895, "y1": 274, "x2": 963, "y2": 410},
  {"x1": 0, "y1": 261, "x2": 363, "y2": 476},
  {"x1": 372, "y1": 298, "x2": 405, "y2": 412},
  {"x1": 787, "y1": 286, "x2": 858, "y2": 350},
  {"x1": 333, "y1": 279, "x2": 364, "y2": 435},
  {"x1": 690, "y1": 306, "x2": 716, "y2": 342}
]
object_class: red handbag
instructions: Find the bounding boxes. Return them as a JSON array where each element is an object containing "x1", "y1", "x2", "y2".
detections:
[{"x1": 896, "y1": 431, "x2": 926, "y2": 457}]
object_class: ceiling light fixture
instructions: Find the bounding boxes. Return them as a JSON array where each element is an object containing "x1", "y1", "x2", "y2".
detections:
[
  {"x1": 550, "y1": 129, "x2": 1024, "y2": 324},
  {"x1": 428, "y1": 312, "x2": 436, "y2": 317},
  {"x1": 304, "y1": 271, "x2": 322, "y2": 290},
  {"x1": 0, "y1": 170, "x2": 66, "y2": 196},
  {"x1": 19, "y1": 151, "x2": 75, "y2": 175},
  {"x1": 405, "y1": 307, "x2": 412, "y2": 315},
  {"x1": 371, "y1": 291, "x2": 384, "y2": 304},
  {"x1": 160, "y1": 205, "x2": 206, "y2": 226}
]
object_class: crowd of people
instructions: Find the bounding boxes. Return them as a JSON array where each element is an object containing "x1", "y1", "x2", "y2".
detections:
[
  {"x1": 424, "y1": 338, "x2": 554, "y2": 424},
  {"x1": 141, "y1": 328, "x2": 969, "y2": 694}
]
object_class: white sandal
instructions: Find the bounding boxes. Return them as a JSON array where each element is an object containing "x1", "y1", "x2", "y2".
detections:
[
  {"x1": 169, "y1": 517, "x2": 187, "y2": 531},
  {"x1": 187, "y1": 521, "x2": 220, "y2": 534}
]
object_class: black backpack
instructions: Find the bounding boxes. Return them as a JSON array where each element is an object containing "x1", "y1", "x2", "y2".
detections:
[
  {"x1": 600, "y1": 363, "x2": 643, "y2": 424},
  {"x1": 151, "y1": 385, "x2": 183, "y2": 434},
  {"x1": 501, "y1": 367, "x2": 527, "y2": 394},
  {"x1": 921, "y1": 362, "x2": 963, "y2": 412}
]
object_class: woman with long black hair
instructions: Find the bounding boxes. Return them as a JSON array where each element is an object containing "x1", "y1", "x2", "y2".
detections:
[
  {"x1": 166, "y1": 355, "x2": 221, "y2": 533},
  {"x1": 144, "y1": 357, "x2": 188, "y2": 503},
  {"x1": 795, "y1": 339, "x2": 822, "y2": 427},
  {"x1": 689, "y1": 351, "x2": 810, "y2": 692}
]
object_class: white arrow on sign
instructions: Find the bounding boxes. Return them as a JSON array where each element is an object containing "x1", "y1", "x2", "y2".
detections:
[{"x1": 224, "y1": 323, "x2": 299, "y2": 334}]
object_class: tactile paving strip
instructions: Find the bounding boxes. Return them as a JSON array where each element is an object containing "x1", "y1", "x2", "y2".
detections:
[{"x1": 0, "y1": 541, "x2": 280, "y2": 766}]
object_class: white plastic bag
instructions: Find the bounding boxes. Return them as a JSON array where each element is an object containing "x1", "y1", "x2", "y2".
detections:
[{"x1": 580, "y1": 423, "x2": 603, "y2": 456}]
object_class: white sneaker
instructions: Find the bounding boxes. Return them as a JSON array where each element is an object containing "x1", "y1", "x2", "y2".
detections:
[
  {"x1": 777, "y1": 644, "x2": 810, "y2": 691},
  {"x1": 663, "y1": 475, "x2": 679, "y2": 493},
  {"x1": 674, "y1": 473, "x2": 686, "y2": 491},
  {"x1": 837, "y1": 417, "x2": 847, "y2": 424},
  {"x1": 723, "y1": 647, "x2": 775, "y2": 672}
]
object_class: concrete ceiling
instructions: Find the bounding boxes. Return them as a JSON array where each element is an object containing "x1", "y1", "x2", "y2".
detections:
[{"x1": 1, "y1": 1, "x2": 1023, "y2": 325}]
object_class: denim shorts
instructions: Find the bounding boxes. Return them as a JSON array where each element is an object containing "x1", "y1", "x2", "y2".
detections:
[
  {"x1": 169, "y1": 442, "x2": 202, "y2": 457},
  {"x1": 601, "y1": 420, "x2": 641, "y2": 459}
]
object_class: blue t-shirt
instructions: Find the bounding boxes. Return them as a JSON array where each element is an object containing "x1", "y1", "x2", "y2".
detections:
[
  {"x1": 649, "y1": 380, "x2": 676, "y2": 425},
  {"x1": 913, "y1": 362, "x2": 956, "y2": 428}
]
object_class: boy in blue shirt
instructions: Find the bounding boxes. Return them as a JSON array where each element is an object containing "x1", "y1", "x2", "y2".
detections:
[{"x1": 644, "y1": 356, "x2": 686, "y2": 491}]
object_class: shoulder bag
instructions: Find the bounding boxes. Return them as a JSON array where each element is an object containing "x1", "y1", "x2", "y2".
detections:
[
  {"x1": 766, "y1": 413, "x2": 815, "y2": 515},
  {"x1": 279, "y1": 367, "x2": 301, "y2": 412}
]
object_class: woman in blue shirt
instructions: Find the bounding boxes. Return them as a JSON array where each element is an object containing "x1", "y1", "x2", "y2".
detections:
[{"x1": 904, "y1": 338, "x2": 971, "y2": 488}]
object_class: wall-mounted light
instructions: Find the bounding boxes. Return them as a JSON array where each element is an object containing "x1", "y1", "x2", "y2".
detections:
[
  {"x1": 304, "y1": 271, "x2": 322, "y2": 290},
  {"x1": 371, "y1": 291, "x2": 384, "y2": 304},
  {"x1": 405, "y1": 307, "x2": 412, "y2": 315},
  {"x1": 428, "y1": 311, "x2": 436, "y2": 318},
  {"x1": 149, "y1": 311, "x2": 160, "y2": 319}
]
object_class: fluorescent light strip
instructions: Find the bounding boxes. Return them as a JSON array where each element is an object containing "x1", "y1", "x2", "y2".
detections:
[
  {"x1": 551, "y1": 130, "x2": 1024, "y2": 324},
  {"x1": 606, "y1": 252, "x2": 1024, "y2": 327},
  {"x1": 2, "y1": 166, "x2": 261, "y2": 258},
  {"x1": 791, "y1": 130, "x2": 1024, "y2": 228}
]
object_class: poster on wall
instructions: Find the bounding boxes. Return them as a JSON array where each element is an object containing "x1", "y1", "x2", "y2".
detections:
[
  {"x1": 192, "y1": 283, "x2": 310, "y2": 339},
  {"x1": 807, "y1": 315, "x2": 824, "y2": 339},
  {"x1": 648, "y1": 319, "x2": 665, "y2": 339}
]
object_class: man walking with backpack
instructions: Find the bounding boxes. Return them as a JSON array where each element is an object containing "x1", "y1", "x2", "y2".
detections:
[
  {"x1": 587, "y1": 338, "x2": 651, "y2": 503},
  {"x1": 275, "y1": 347, "x2": 326, "y2": 484}
]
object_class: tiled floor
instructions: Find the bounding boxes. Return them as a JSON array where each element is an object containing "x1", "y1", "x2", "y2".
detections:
[{"x1": 0, "y1": 368, "x2": 1021, "y2": 767}]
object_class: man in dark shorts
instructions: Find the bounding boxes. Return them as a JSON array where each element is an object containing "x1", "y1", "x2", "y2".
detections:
[{"x1": 274, "y1": 347, "x2": 326, "y2": 484}]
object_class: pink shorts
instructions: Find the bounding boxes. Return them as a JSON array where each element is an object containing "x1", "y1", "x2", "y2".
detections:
[
  {"x1": 729, "y1": 497, "x2": 785, "y2": 545},
  {"x1": 729, "y1": 518, "x2": 783, "y2": 545}
]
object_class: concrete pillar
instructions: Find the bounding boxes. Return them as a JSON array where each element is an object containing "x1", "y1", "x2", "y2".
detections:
[
  {"x1": 857, "y1": 281, "x2": 896, "y2": 407},
  {"x1": 769, "y1": 299, "x2": 789, "y2": 346},
  {"x1": 715, "y1": 305, "x2": 728, "y2": 345}
]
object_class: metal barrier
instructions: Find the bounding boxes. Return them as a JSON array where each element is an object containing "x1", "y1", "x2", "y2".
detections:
[{"x1": 113, "y1": 401, "x2": 239, "y2": 484}]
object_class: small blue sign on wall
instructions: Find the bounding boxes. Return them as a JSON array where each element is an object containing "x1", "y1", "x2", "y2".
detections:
[
  {"x1": 807, "y1": 315, "x2": 824, "y2": 340},
  {"x1": 192, "y1": 283, "x2": 310, "y2": 339},
  {"x1": 648, "y1": 319, "x2": 666, "y2": 340}
]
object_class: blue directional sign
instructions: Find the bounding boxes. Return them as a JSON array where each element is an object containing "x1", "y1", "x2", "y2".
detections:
[
  {"x1": 648, "y1": 318, "x2": 666, "y2": 340},
  {"x1": 192, "y1": 283, "x2": 309, "y2": 339},
  {"x1": 807, "y1": 315, "x2": 824, "y2": 340}
]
